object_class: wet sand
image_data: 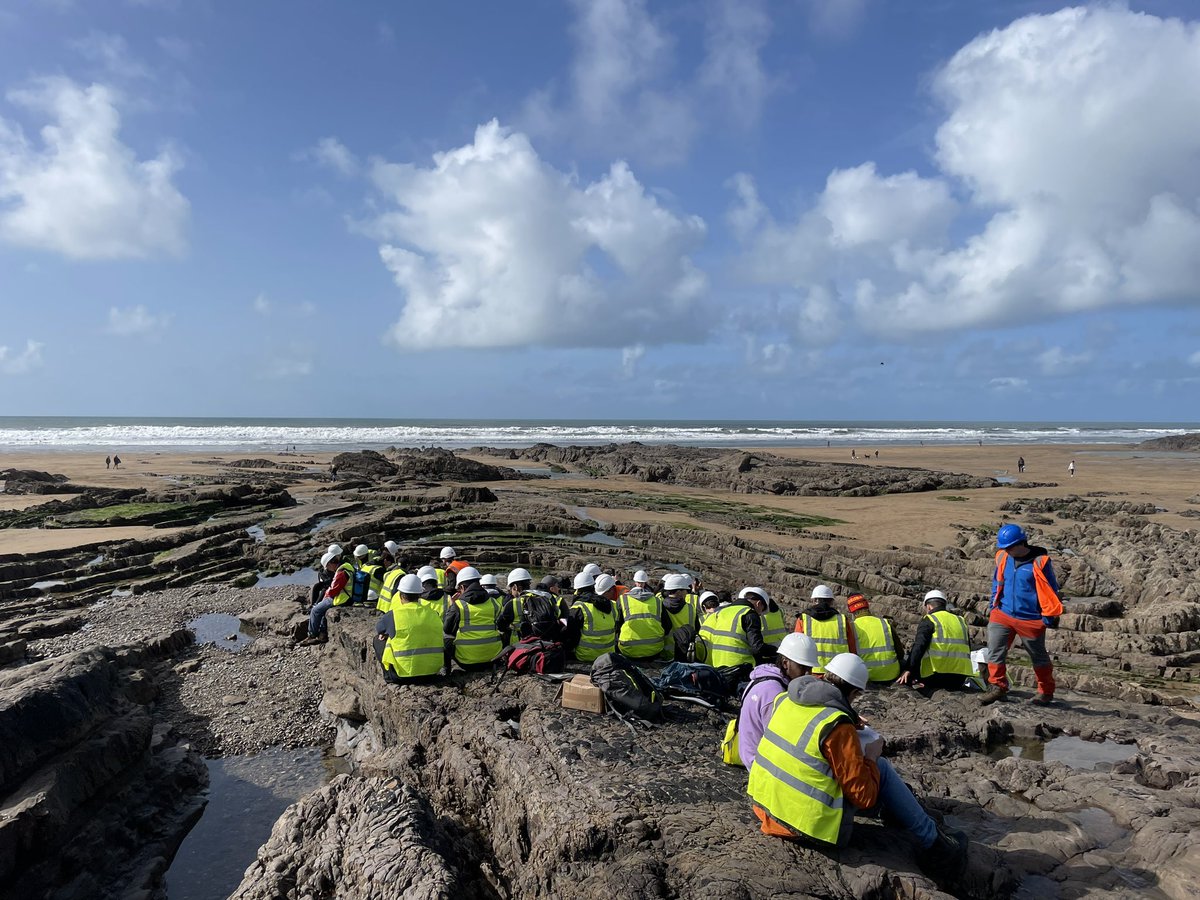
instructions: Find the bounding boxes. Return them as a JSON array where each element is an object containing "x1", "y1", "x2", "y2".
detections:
[{"x1": 3, "y1": 444, "x2": 1197, "y2": 555}]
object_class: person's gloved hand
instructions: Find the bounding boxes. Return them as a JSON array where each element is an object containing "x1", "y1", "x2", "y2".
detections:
[{"x1": 1042, "y1": 616, "x2": 1060, "y2": 629}]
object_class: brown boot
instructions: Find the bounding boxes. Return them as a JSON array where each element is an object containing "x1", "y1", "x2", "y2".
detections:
[
  {"x1": 980, "y1": 685, "x2": 1007, "y2": 705},
  {"x1": 1030, "y1": 692, "x2": 1054, "y2": 706},
  {"x1": 299, "y1": 635, "x2": 324, "y2": 646}
]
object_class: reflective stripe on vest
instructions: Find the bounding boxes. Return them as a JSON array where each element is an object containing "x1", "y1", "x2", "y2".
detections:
[
  {"x1": 919, "y1": 609, "x2": 975, "y2": 678},
  {"x1": 331, "y1": 562, "x2": 356, "y2": 606},
  {"x1": 360, "y1": 563, "x2": 384, "y2": 597},
  {"x1": 993, "y1": 550, "x2": 1063, "y2": 618},
  {"x1": 853, "y1": 615, "x2": 900, "y2": 682},
  {"x1": 617, "y1": 593, "x2": 666, "y2": 658},
  {"x1": 747, "y1": 700, "x2": 849, "y2": 844},
  {"x1": 381, "y1": 603, "x2": 444, "y2": 679},
  {"x1": 436, "y1": 568, "x2": 447, "y2": 590},
  {"x1": 378, "y1": 567, "x2": 406, "y2": 613},
  {"x1": 700, "y1": 603, "x2": 754, "y2": 669},
  {"x1": 453, "y1": 597, "x2": 502, "y2": 664},
  {"x1": 761, "y1": 609, "x2": 787, "y2": 646},
  {"x1": 574, "y1": 600, "x2": 616, "y2": 662},
  {"x1": 801, "y1": 613, "x2": 849, "y2": 673}
]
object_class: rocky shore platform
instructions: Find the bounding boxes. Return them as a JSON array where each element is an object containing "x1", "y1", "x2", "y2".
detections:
[{"x1": 1, "y1": 444, "x2": 1198, "y2": 898}]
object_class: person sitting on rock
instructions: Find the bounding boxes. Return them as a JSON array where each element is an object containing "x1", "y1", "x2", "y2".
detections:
[
  {"x1": 353, "y1": 544, "x2": 385, "y2": 604},
  {"x1": 374, "y1": 574, "x2": 446, "y2": 683},
  {"x1": 616, "y1": 573, "x2": 669, "y2": 660},
  {"x1": 498, "y1": 568, "x2": 563, "y2": 644},
  {"x1": 301, "y1": 549, "x2": 350, "y2": 645},
  {"x1": 748, "y1": 653, "x2": 968, "y2": 883},
  {"x1": 794, "y1": 585, "x2": 856, "y2": 673},
  {"x1": 848, "y1": 593, "x2": 904, "y2": 685},
  {"x1": 660, "y1": 573, "x2": 700, "y2": 659},
  {"x1": 310, "y1": 543, "x2": 342, "y2": 609},
  {"x1": 699, "y1": 590, "x2": 722, "y2": 620},
  {"x1": 565, "y1": 573, "x2": 617, "y2": 662},
  {"x1": 740, "y1": 587, "x2": 788, "y2": 647},
  {"x1": 701, "y1": 583, "x2": 774, "y2": 691},
  {"x1": 443, "y1": 567, "x2": 502, "y2": 672},
  {"x1": 480, "y1": 573, "x2": 504, "y2": 600},
  {"x1": 898, "y1": 590, "x2": 976, "y2": 694},
  {"x1": 416, "y1": 565, "x2": 449, "y2": 617},
  {"x1": 982, "y1": 524, "x2": 1063, "y2": 706},
  {"x1": 434, "y1": 547, "x2": 469, "y2": 591},
  {"x1": 737, "y1": 633, "x2": 818, "y2": 769},
  {"x1": 632, "y1": 569, "x2": 654, "y2": 592},
  {"x1": 376, "y1": 542, "x2": 407, "y2": 614}
]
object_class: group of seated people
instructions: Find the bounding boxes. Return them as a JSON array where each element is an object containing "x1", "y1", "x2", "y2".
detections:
[{"x1": 291, "y1": 523, "x2": 1067, "y2": 886}]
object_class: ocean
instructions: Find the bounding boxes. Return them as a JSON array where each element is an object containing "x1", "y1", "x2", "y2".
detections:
[{"x1": 0, "y1": 417, "x2": 1193, "y2": 453}]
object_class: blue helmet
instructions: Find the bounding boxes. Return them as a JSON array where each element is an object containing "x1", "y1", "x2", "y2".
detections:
[{"x1": 996, "y1": 524, "x2": 1027, "y2": 549}]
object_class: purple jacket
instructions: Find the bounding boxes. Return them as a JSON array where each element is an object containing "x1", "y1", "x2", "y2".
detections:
[{"x1": 737, "y1": 663, "x2": 788, "y2": 769}]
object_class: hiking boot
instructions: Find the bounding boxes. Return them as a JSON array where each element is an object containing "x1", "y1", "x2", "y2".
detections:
[
  {"x1": 299, "y1": 635, "x2": 325, "y2": 646},
  {"x1": 979, "y1": 686, "x2": 1007, "y2": 706},
  {"x1": 917, "y1": 824, "x2": 969, "y2": 882},
  {"x1": 1030, "y1": 692, "x2": 1054, "y2": 706}
]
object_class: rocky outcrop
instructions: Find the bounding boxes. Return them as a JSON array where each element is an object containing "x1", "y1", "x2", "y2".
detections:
[
  {"x1": 0, "y1": 631, "x2": 205, "y2": 900},
  {"x1": 1135, "y1": 433, "x2": 1200, "y2": 451},
  {"x1": 233, "y1": 775, "x2": 485, "y2": 900},
  {"x1": 0, "y1": 469, "x2": 73, "y2": 495},
  {"x1": 386, "y1": 448, "x2": 531, "y2": 482}
]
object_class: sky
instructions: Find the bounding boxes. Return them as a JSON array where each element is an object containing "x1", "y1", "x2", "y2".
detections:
[{"x1": 2, "y1": 0, "x2": 1200, "y2": 421}]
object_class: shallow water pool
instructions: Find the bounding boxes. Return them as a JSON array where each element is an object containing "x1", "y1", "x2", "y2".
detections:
[{"x1": 188, "y1": 613, "x2": 256, "y2": 652}]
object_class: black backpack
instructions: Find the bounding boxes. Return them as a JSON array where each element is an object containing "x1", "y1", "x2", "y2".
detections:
[
  {"x1": 657, "y1": 661, "x2": 728, "y2": 702},
  {"x1": 519, "y1": 591, "x2": 563, "y2": 641},
  {"x1": 591, "y1": 652, "x2": 663, "y2": 722}
]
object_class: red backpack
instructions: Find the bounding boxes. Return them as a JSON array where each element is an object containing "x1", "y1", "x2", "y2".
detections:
[{"x1": 496, "y1": 638, "x2": 565, "y2": 677}]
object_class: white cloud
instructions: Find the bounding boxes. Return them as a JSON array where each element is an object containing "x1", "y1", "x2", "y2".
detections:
[
  {"x1": 1037, "y1": 346, "x2": 1092, "y2": 377},
  {"x1": 988, "y1": 376, "x2": 1028, "y2": 393},
  {"x1": 802, "y1": 0, "x2": 869, "y2": 38},
  {"x1": 525, "y1": 0, "x2": 694, "y2": 165},
  {"x1": 0, "y1": 339, "x2": 43, "y2": 375},
  {"x1": 0, "y1": 77, "x2": 188, "y2": 259},
  {"x1": 1187, "y1": 350, "x2": 1200, "y2": 368},
  {"x1": 252, "y1": 293, "x2": 271, "y2": 315},
  {"x1": 307, "y1": 136, "x2": 358, "y2": 177},
  {"x1": 620, "y1": 344, "x2": 646, "y2": 378},
  {"x1": 106, "y1": 305, "x2": 169, "y2": 337},
  {"x1": 72, "y1": 32, "x2": 150, "y2": 81},
  {"x1": 733, "y1": 7, "x2": 1200, "y2": 337},
  {"x1": 366, "y1": 120, "x2": 708, "y2": 350},
  {"x1": 699, "y1": 0, "x2": 774, "y2": 127}
]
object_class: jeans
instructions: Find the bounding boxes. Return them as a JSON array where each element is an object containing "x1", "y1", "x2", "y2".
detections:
[
  {"x1": 308, "y1": 598, "x2": 333, "y2": 637},
  {"x1": 840, "y1": 757, "x2": 937, "y2": 848}
]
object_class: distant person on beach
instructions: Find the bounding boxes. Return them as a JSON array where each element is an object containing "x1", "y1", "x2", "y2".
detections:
[
  {"x1": 105, "y1": 455, "x2": 111, "y2": 469},
  {"x1": 851, "y1": 449, "x2": 857, "y2": 459},
  {"x1": 874, "y1": 450, "x2": 879, "y2": 459},
  {"x1": 1017, "y1": 456, "x2": 1025, "y2": 474},
  {"x1": 1068, "y1": 460, "x2": 1076, "y2": 477},
  {"x1": 112, "y1": 455, "x2": 121, "y2": 469},
  {"x1": 982, "y1": 525, "x2": 1063, "y2": 706}
]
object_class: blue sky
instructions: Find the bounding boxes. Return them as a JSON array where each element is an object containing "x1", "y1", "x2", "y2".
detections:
[{"x1": 2, "y1": 0, "x2": 1199, "y2": 420}]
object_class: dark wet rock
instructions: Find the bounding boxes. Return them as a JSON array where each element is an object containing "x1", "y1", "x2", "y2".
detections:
[
  {"x1": 233, "y1": 775, "x2": 480, "y2": 900},
  {"x1": 0, "y1": 469, "x2": 72, "y2": 495},
  {"x1": 448, "y1": 485, "x2": 498, "y2": 503},
  {"x1": 332, "y1": 449, "x2": 399, "y2": 480},
  {"x1": 1135, "y1": 433, "x2": 1200, "y2": 451},
  {"x1": 1001, "y1": 496, "x2": 1160, "y2": 520},
  {"x1": 225, "y1": 458, "x2": 306, "y2": 471},
  {"x1": 386, "y1": 447, "x2": 530, "y2": 482}
]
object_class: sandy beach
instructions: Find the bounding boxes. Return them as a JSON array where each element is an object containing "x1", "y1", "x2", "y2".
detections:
[{"x1": 3, "y1": 444, "x2": 1197, "y2": 557}]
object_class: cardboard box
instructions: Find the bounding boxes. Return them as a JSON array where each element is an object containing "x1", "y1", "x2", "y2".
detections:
[{"x1": 560, "y1": 674, "x2": 606, "y2": 714}]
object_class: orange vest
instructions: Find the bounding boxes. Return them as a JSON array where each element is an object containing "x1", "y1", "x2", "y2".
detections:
[{"x1": 993, "y1": 550, "x2": 1063, "y2": 617}]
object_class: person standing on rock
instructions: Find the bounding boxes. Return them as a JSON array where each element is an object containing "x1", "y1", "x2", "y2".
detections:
[
  {"x1": 747, "y1": 653, "x2": 968, "y2": 882},
  {"x1": 794, "y1": 585, "x2": 856, "y2": 673},
  {"x1": 565, "y1": 573, "x2": 617, "y2": 662},
  {"x1": 374, "y1": 574, "x2": 446, "y2": 683},
  {"x1": 897, "y1": 590, "x2": 974, "y2": 694},
  {"x1": 416, "y1": 565, "x2": 450, "y2": 617},
  {"x1": 847, "y1": 594, "x2": 904, "y2": 684},
  {"x1": 443, "y1": 567, "x2": 502, "y2": 671},
  {"x1": 736, "y1": 633, "x2": 817, "y2": 770},
  {"x1": 301, "y1": 550, "x2": 349, "y2": 645},
  {"x1": 982, "y1": 525, "x2": 1063, "y2": 706},
  {"x1": 700, "y1": 583, "x2": 774, "y2": 691}
]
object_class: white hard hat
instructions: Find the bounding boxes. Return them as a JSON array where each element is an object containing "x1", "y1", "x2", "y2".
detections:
[
  {"x1": 417, "y1": 565, "x2": 439, "y2": 582},
  {"x1": 367, "y1": 589, "x2": 379, "y2": 602},
  {"x1": 594, "y1": 573, "x2": 616, "y2": 595},
  {"x1": 739, "y1": 586, "x2": 770, "y2": 604},
  {"x1": 699, "y1": 590, "x2": 719, "y2": 605},
  {"x1": 582, "y1": 563, "x2": 602, "y2": 578},
  {"x1": 682, "y1": 574, "x2": 696, "y2": 588},
  {"x1": 327, "y1": 544, "x2": 343, "y2": 556},
  {"x1": 633, "y1": 569, "x2": 649, "y2": 583},
  {"x1": 810, "y1": 584, "x2": 835, "y2": 600},
  {"x1": 507, "y1": 568, "x2": 532, "y2": 585},
  {"x1": 320, "y1": 550, "x2": 338, "y2": 567},
  {"x1": 778, "y1": 633, "x2": 818, "y2": 668},
  {"x1": 924, "y1": 589, "x2": 947, "y2": 603},
  {"x1": 480, "y1": 574, "x2": 498, "y2": 587},
  {"x1": 398, "y1": 573, "x2": 424, "y2": 595},
  {"x1": 573, "y1": 572, "x2": 595, "y2": 590},
  {"x1": 825, "y1": 653, "x2": 868, "y2": 690},
  {"x1": 353, "y1": 544, "x2": 369, "y2": 558},
  {"x1": 384, "y1": 540, "x2": 400, "y2": 555},
  {"x1": 440, "y1": 547, "x2": 456, "y2": 560},
  {"x1": 455, "y1": 566, "x2": 482, "y2": 586},
  {"x1": 662, "y1": 573, "x2": 689, "y2": 592}
]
